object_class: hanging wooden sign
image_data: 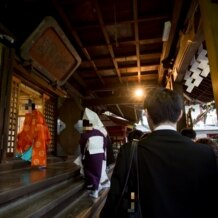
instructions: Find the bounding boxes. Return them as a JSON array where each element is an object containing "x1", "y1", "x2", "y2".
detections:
[{"x1": 20, "y1": 16, "x2": 81, "y2": 86}]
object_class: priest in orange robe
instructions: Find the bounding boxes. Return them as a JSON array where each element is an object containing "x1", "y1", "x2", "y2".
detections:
[{"x1": 16, "y1": 103, "x2": 51, "y2": 168}]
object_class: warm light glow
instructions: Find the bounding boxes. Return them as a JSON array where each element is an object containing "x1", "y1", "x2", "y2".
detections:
[{"x1": 134, "y1": 88, "x2": 144, "y2": 97}]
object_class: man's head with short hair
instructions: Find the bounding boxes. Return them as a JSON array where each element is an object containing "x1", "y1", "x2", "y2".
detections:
[
  {"x1": 144, "y1": 88, "x2": 183, "y2": 130},
  {"x1": 180, "y1": 128, "x2": 196, "y2": 140}
]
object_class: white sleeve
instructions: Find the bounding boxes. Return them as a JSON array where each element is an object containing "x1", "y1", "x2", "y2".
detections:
[{"x1": 87, "y1": 136, "x2": 104, "y2": 154}]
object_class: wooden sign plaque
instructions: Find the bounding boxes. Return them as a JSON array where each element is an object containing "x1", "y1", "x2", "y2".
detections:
[{"x1": 20, "y1": 16, "x2": 81, "y2": 86}]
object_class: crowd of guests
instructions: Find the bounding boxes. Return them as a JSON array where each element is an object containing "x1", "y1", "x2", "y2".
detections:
[{"x1": 180, "y1": 127, "x2": 218, "y2": 164}]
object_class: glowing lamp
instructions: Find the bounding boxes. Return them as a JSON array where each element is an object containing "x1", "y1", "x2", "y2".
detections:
[{"x1": 134, "y1": 88, "x2": 144, "y2": 97}]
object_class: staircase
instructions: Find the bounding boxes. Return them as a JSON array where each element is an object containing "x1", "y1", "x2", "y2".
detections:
[{"x1": 0, "y1": 156, "x2": 112, "y2": 218}]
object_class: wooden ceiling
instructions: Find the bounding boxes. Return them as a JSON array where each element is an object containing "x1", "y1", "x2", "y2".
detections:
[{"x1": 0, "y1": 0, "x2": 214, "y2": 124}]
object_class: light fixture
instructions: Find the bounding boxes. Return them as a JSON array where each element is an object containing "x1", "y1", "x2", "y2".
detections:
[{"x1": 134, "y1": 88, "x2": 144, "y2": 98}]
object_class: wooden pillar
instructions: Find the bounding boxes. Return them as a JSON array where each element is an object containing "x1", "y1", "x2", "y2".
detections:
[
  {"x1": 173, "y1": 82, "x2": 187, "y2": 132},
  {"x1": 199, "y1": 0, "x2": 218, "y2": 113},
  {"x1": 0, "y1": 44, "x2": 14, "y2": 162}
]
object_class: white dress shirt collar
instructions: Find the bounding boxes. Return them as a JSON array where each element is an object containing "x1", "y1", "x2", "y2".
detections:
[{"x1": 154, "y1": 124, "x2": 177, "y2": 131}]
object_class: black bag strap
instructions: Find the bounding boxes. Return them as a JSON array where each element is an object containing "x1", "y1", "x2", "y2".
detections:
[
  {"x1": 120, "y1": 139, "x2": 137, "y2": 198},
  {"x1": 134, "y1": 139, "x2": 142, "y2": 217},
  {"x1": 117, "y1": 139, "x2": 142, "y2": 217}
]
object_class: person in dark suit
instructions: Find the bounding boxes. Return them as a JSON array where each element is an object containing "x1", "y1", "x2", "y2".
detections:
[
  {"x1": 196, "y1": 137, "x2": 218, "y2": 165},
  {"x1": 100, "y1": 87, "x2": 218, "y2": 218},
  {"x1": 180, "y1": 127, "x2": 196, "y2": 141}
]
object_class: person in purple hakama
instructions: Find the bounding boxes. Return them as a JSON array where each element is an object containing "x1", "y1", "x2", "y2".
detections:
[
  {"x1": 78, "y1": 108, "x2": 111, "y2": 198},
  {"x1": 80, "y1": 123, "x2": 107, "y2": 197}
]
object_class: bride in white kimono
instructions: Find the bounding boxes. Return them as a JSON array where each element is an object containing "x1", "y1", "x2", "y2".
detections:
[{"x1": 74, "y1": 108, "x2": 111, "y2": 198}]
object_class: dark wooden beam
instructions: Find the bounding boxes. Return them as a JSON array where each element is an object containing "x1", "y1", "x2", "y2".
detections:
[
  {"x1": 81, "y1": 53, "x2": 161, "y2": 66},
  {"x1": 82, "y1": 75, "x2": 158, "y2": 85},
  {"x1": 14, "y1": 61, "x2": 67, "y2": 97},
  {"x1": 158, "y1": 0, "x2": 183, "y2": 84},
  {"x1": 71, "y1": 72, "x2": 87, "y2": 90},
  {"x1": 0, "y1": 44, "x2": 14, "y2": 162},
  {"x1": 121, "y1": 65, "x2": 159, "y2": 73},
  {"x1": 134, "y1": 107, "x2": 138, "y2": 123},
  {"x1": 83, "y1": 38, "x2": 162, "y2": 49},
  {"x1": 121, "y1": 74, "x2": 158, "y2": 82},
  {"x1": 173, "y1": 0, "x2": 204, "y2": 82},
  {"x1": 173, "y1": 26, "x2": 204, "y2": 82},
  {"x1": 115, "y1": 53, "x2": 161, "y2": 62},
  {"x1": 72, "y1": 15, "x2": 169, "y2": 30},
  {"x1": 83, "y1": 96, "x2": 143, "y2": 107},
  {"x1": 0, "y1": 23, "x2": 15, "y2": 39},
  {"x1": 89, "y1": 82, "x2": 157, "y2": 93},
  {"x1": 116, "y1": 104, "x2": 124, "y2": 117},
  {"x1": 133, "y1": 0, "x2": 141, "y2": 83},
  {"x1": 199, "y1": 0, "x2": 218, "y2": 111},
  {"x1": 79, "y1": 65, "x2": 158, "y2": 75},
  {"x1": 64, "y1": 82, "x2": 84, "y2": 110},
  {"x1": 52, "y1": 0, "x2": 105, "y2": 85},
  {"x1": 64, "y1": 82, "x2": 84, "y2": 98},
  {"x1": 93, "y1": 0, "x2": 122, "y2": 83}
]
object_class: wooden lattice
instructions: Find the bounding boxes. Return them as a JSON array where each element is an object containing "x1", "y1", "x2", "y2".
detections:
[
  {"x1": 43, "y1": 95, "x2": 57, "y2": 154},
  {"x1": 8, "y1": 78, "x2": 57, "y2": 156},
  {"x1": 8, "y1": 77, "x2": 20, "y2": 154}
]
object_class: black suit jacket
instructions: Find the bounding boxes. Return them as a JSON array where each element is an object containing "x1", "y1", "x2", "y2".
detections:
[{"x1": 100, "y1": 130, "x2": 218, "y2": 218}]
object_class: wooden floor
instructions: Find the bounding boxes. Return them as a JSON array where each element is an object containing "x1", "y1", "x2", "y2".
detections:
[
  {"x1": 0, "y1": 156, "x2": 111, "y2": 218},
  {"x1": 0, "y1": 157, "x2": 78, "y2": 194}
]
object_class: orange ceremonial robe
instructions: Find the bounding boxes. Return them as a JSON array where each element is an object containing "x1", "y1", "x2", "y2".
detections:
[{"x1": 17, "y1": 110, "x2": 51, "y2": 167}]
